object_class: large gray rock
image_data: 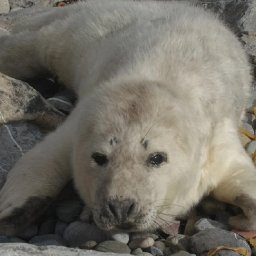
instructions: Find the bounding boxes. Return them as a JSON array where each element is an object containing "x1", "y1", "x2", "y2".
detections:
[{"x1": 0, "y1": 243, "x2": 131, "y2": 256}]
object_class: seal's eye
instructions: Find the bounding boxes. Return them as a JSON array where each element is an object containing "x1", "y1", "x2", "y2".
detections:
[
  {"x1": 147, "y1": 152, "x2": 167, "y2": 167},
  {"x1": 91, "y1": 152, "x2": 108, "y2": 166}
]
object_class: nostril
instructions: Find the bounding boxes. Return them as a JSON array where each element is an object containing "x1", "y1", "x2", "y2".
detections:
[
  {"x1": 108, "y1": 202, "x2": 119, "y2": 219},
  {"x1": 127, "y1": 202, "x2": 135, "y2": 217}
]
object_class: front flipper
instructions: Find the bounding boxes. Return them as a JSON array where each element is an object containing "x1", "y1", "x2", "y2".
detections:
[{"x1": 0, "y1": 119, "x2": 73, "y2": 235}]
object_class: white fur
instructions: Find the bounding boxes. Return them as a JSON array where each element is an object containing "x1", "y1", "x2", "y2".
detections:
[{"x1": 0, "y1": 0, "x2": 255, "y2": 232}]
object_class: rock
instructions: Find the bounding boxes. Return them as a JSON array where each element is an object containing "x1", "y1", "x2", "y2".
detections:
[
  {"x1": 38, "y1": 218, "x2": 57, "y2": 235},
  {"x1": 188, "y1": 228, "x2": 251, "y2": 255},
  {"x1": 79, "y1": 240, "x2": 97, "y2": 249},
  {"x1": 130, "y1": 233, "x2": 158, "y2": 241},
  {"x1": 132, "y1": 248, "x2": 144, "y2": 255},
  {"x1": 0, "y1": 122, "x2": 45, "y2": 177},
  {"x1": 0, "y1": 236, "x2": 25, "y2": 243},
  {"x1": 137, "y1": 253, "x2": 153, "y2": 256},
  {"x1": 112, "y1": 233, "x2": 130, "y2": 244},
  {"x1": 18, "y1": 225, "x2": 38, "y2": 240},
  {"x1": 246, "y1": 140, "x2": 256, "y2": 155},
  {"x1": 0, "y1": 0, "x2": 10, "y2": 14},
  {"x1": 56, "y1": 199, "x2": 83, "y2": 223},
  {"x1": 165, "y1": 234, "x2": 186, "y2": 247},
  {"x1": 194, "y1": 218, "x2": 227, "y2": 232},
  {"x1": 55, "y1": 221, "x2": 68, "y2": 237},
  {"x1": 29, "y1": 234, "x2": 66, "y2": 246},
  {"x1": 171, "y1": 251, "x2": 195, "y2": 256},
  {"x1": 153, "y1": 241, "x2": 166, "y2": 251},
  {"x1": 145, "y1": 246, "x2": 163, "y2": 256},
  {"x1": 63, "y1": 221, "x2": 108, "y2": 246},
  {"x1": 129, "y1": 237, "x2": 155, "y2": 250},
  {"x1": 96, "y1": 240, "x2": 131, "y2": 254},
  {"x1": 160, "y1": 221, "x2": 180, "y2": 236},
  {"x1": 0, "y1": 73, "x2": 65, "y2": 130},
  {"x1": 0, "y1": 243, "x2": 132, "y2": 256}
]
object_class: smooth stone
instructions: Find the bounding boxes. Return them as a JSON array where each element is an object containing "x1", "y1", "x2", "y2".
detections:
[
  {"x1": 55, "y1": 221, "x2": 68, "y2": 237},
  {"x1": 129, "y1": 237, "x2": 155, "y2": 249},
  {"x1": 132, "y1": 248, "x2": 144, "y2": 255},
  {"x1": 145, "y1": 246, "x2": 163, "y2": 256},
  {"x1": 171, "y1": 251, "x2": 195, "y2": 256},
  {"x1": 153, "y1": 241, "x2": 166, "y2": 251},
  {"x1": 130, "y1": 233, "x2": 158, "y2": 241},
  {"x1": 137, "y1": 253, "x2": 153, "y2": 256},
  {"x1": 18, "y1": 225, "x2": 38, "y2": 240},
  {"x1": 194, "y1": 218, "x2": 227, "y2": 232},
  {"x1": 29, "y1": 234, "x2": 66, "y2": 246},
  {"x1": 38, "y1": 218, "x2": 57, "y2": 235},
  {"x1": 165, "y1": 234, "x2": 186, "y2": 247},
  {"x1": 96, "y1": 240, "x2": 131, "y2": 254},
  {"x1": 112, "y1": 233, "x2": 130, "y2": 244},
  {"x1": 56, "y1": 200, "x2": 83, "y2": 223},
  {"x1": 188, "y1": 228, "x2": 251, "y2": 255},
  {"x1": 0, "y1": 0, "x2": 10, "y2": 14},
  {"x1": 79, "y1": 240, "x2": 97, "y2": 249},
  {"x1": 63, "y1": 221, "x2": 108, "y2": 246},
  {"x1": 246, "y1": 140, "x2": 256, "y2": 155}
]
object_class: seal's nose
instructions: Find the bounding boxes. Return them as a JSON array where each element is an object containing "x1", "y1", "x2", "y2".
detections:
[{"x1": 104, "y1": 198, "x2": 138, "y2": 225}]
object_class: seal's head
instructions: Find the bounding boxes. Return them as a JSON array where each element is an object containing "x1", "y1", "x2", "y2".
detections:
[{"x1": 73, "y1": 79, "x2": 200, "y2": 232}]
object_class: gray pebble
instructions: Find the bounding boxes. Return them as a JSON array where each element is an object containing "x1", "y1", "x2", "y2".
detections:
[
  {"x1": 137, "y1": 253, "x2": 153, "y2": 256},
  {"x1": 112, "y1": 233, "x2": 130, "y2": 244},
  {"x1": 188, "y1": 228, "x2": 251, "y2": 255},
  {"x1": 246, "y1": 140, "x2": 256, "y2": 155},
  {"x1": 55, "y1": 221, "x2": 68, "y2": 237},
  {"x1": 171, "y1": 251, "x2": 195, "y2": 256},
  {"x1": 29, "y1": 234, "x2": 66, "y2": 246},
  {"x1": 131, "y1": 233, "x2": 158, "y2": 241},
  {"x1": 56, "y1": 200, "x2": 83, "y2": 223},
  {"x1": 132, "y1": 248, "x2": 144, "y2": 255},
  {"x1": 194, "y1": 218, "x2": 227, "y2": 232},
  {"x1": 79, "y1": 240, "x2": 97, "y2": 249},
  {"x1": 96, "y1": 240, "x2": 131, "y2": 254},
  {"x1": 18, "y1": 225, "x2": 38, "y2": 240},
  {"x1": 153, "y1": 241, "x2": 166, "y2": 251},
  {"x1": 145, "y1": 246, "x2": 163, "y2": 256},
  {"x1": 165, "y1": 234, "x2": 186, "y2": 247},
  {"x1": 129, "y1": 237, "x2": 155, "y2": 249},
  {"x1": 63, "y1": 221, "x2": 108, "y2": 246},
  {"x1": 38, "y1": 218, "x2": 57, "y2": 235}
]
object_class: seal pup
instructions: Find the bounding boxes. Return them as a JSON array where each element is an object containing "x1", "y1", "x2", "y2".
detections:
[{"x1": 0, "y1": 0, "x2": 255, "y2": 235}]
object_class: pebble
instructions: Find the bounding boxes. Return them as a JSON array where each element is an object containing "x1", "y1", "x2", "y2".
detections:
[
  {"x1": 137, "y1": 253, "x2": 153, "y2": 256},
  {"x1": 153, "y1": 241, "x2": 166, "y2": 251},
  {"x1": 18, "y1": 225, "x2": 38, "y2": 240},
  {"x1": 112, "y1": 232, "x2": 130, "y2": 244},
  {"x1": 145, "y1": 246, "x2": 164, "y2": 256},
  {"x1": 55, "y1": 221, "x2": 68, "y2": 237},
  {"x1": 79, "y1": 240, "x2": 97, "y2": 249},
  {"x1": 0, "y1": 0, "x2": 10, "y2": 14},
  {"x1": 56, "y1": 200, "x2": 83, "y2": 223},
  {"x1": 165, "y1": 234, "x2": 186, "y2": 247},
  {"x1": 130, "y1": 233, "x2": 158, "y2": 241},
  {"x1": 246, "y1": 140, "x2": 256, "y2": 155},
  {"x1": 29, "y1": 234, "x2": 66, "y2": 246},
  {"x1": 171, "y1": 251, "x2": 196, "y2": 256},
  {"x1": 96, "y1": 240, "x2": 131, "y2": 254},
  {"x1": 63, "y1": 221, "x2": 108, "y2": 246},
  {"x1": 194, "y1": 218, "x2": 227, "y2": 232},
  {"x1": 132, "y1": 248, "x2": 144, "y2": 255},
  {"x1": 129, "y1": 237, "x2": 155, "y2": 249},
  {"x1": 38, "y1": 218, "x2": 57, "y2": 235},
  {"x1": 188, "y1": 228, "x2": 251, "y2": 255},
  {"x1": 160, "y1": 221, "x2": 180, "y2": 236}
]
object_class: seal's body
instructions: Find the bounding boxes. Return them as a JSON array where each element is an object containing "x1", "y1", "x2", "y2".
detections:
[{"x1": 0, "y1": 0, "x2": 255, "y2": 234}]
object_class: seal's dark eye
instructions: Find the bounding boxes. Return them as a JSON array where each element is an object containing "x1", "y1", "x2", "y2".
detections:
[
  {"x1": 91, "y1": 153, "x2": 108, "y2": 166},
  {"x1": 147, "y1": 152, "x2": 167, "y2": 167}
]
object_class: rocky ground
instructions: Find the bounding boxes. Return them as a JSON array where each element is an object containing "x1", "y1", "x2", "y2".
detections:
[{"x1": 1, "y1": 0, "x2": 256, "y2": 256}]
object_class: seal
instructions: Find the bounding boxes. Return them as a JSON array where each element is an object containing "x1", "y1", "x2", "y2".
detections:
[{"x1": 0, "y1": 0, "x2": 255, "y2": 234}]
